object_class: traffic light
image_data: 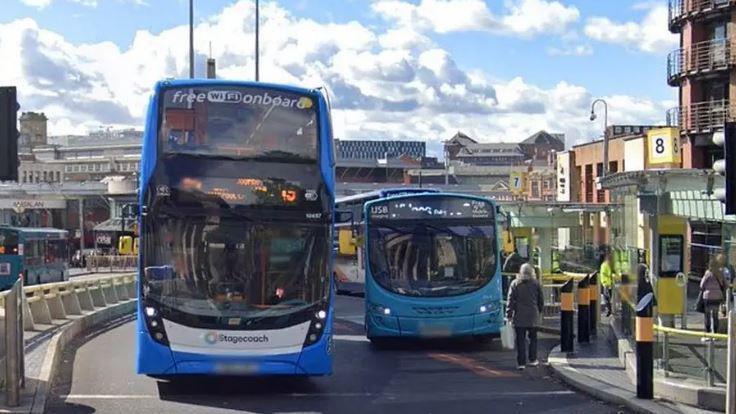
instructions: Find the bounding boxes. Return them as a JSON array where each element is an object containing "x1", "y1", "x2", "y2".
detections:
[
  {"x1": 0, "y1": 86, "x2": 19, "y2": 182},
  {"x1": 713, "y1": 122, "x2": 736, "y2": 215}
]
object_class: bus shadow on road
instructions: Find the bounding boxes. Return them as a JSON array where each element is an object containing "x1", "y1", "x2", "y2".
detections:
[
  {"x1": 367, "y1": 337, "x2": 504, "y2": 354},
  {"x1": 156, "y1": 374, "x2": 321, "y2": 397}
]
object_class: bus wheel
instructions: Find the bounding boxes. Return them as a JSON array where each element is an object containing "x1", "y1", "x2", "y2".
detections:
[
  {"x1": 368, "y1": 337, "x2": 391, "y2": 349},
  {"x1": 473, "y1": 335, "x2": 496, "y2": 349}
]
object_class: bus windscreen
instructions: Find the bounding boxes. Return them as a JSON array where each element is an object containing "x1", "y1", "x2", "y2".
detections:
[
  {"x1": 160, "y1": 86, "x2": 318, "y2": 160},
  {"x1": 0, "y1": 230, "x2": 18, "y2": 255},
  {"x1": 366, "y1": 196, "x2": 497, "y2": 297}
]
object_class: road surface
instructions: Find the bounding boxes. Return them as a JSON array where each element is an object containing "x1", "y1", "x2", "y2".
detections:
[{"x1": 47, "y1": 296, "x2": 625, "y2": 414}]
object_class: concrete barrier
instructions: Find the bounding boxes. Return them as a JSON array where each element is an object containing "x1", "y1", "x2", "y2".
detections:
[
  {"x1": 0, "y1": 273, "x2": 137, "y2": 411},
  {"x1": 0, "y1": 274, "x2": 136, "y2": 336}
]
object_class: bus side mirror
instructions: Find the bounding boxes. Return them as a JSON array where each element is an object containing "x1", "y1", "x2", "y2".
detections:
[{"x1": 335, "y1": 210, "x2": 353, "y2": 224}]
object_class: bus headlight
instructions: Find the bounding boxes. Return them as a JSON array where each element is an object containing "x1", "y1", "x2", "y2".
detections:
[
  {"x1": 142, "y1": 303, "x2": 169, "y2": 346},
  {"x1": 479, "y1": 301, "x2": 501, "y2": 315},
  {"x1": 368, "y1": 303, "x2": 392, "y2": 316},
  {"x1": 304, "y1": 305, "x2": 329, "y2": 347}
]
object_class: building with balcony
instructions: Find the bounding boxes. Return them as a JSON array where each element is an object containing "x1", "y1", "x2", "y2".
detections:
[{"x1": 667, "y1": 0, "x2": 735, "y2": 168}]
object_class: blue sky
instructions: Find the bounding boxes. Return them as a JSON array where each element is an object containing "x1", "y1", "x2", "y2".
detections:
[{"x1": 0, "y1": 0, "x2": 678, "y2": 146}]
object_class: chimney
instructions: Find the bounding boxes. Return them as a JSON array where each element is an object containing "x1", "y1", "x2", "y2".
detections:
[{"x1": 206, "y1": 58, "x2": 216, "y2": 79}]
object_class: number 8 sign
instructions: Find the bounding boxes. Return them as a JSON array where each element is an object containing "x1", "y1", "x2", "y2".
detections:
[{"x1": 647, "y1": 127, "x2": 681, "y2": 166}]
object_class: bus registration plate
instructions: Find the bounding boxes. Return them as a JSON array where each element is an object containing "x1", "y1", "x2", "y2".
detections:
[
  {"x1": 214, "y1": 362, "x2": 259, "y2": 375},
  {"x1": 418, "y1": 323, "x2": 452, "y2": 338}
]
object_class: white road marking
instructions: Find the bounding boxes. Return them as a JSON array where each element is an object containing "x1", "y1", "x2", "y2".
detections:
[
  {"x1": 333, "y1": 334, "x2": 370, "y2": 342},
  {"x1": 62, "y1": 390, "x2": 575, "y2": 400}
]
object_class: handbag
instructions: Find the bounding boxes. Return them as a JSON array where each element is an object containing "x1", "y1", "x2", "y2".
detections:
[
  {"x1": 695, "y1": 291, "x2": 705, "y2": 313},
  {"x1": 500, "y1": 323, "x2": 515, "y2": 350}
]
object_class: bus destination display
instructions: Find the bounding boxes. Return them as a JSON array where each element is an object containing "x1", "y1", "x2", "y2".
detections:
[
  {"x1": 170, "y1": 175, "x2": 320, "y2": 208},
  {"x1": 369, "y1": 197, "x2": 492, "y2": 220}
]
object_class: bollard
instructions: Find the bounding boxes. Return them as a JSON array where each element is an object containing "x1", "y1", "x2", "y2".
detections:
[
  {"x1": 636, "y1": 292, "x2": 655, "y2": 399},
  {"x1": 589, "y1": 272, "x2": 598, "y2": 337},
  {"x1": 560, "y1": 278, "x2": 575, "y2": 353},
  {"x1": 577, "y1": 275, "x2": 590, "y2": 344}
]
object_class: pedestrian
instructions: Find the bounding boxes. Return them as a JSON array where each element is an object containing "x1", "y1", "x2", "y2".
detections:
[
  {"x1": 700, "y1": 256, "x2": 727, "y2": 335},
  {"x1": 506, "y1": 263, "x2": 544, "y2": 370},
  {"x1": 716, "y1": 252, "x2": 735, "y2": 309},
  {"x1": 600, "y1": 250, "x2": 616, "y2": 317}
]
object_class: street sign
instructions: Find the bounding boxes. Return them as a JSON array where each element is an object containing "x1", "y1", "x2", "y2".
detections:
[
  {"x1": 647, "y1": 127, "x2": 681, "y2": 166},
  {"x1": 509, "y1": 172, "x2": 526, "y2": 195}
]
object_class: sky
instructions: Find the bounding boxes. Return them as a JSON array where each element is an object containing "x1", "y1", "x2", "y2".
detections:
[{"x1": 0, "y1": 0, "x2": 679, "y2": 155}]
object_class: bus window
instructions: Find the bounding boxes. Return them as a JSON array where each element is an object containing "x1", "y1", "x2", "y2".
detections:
[
  {"x1": 47, "y1": 240, "x2": 68, "y2": 264},
  {"x1": 24, "y1": 240, "x2": 43, "y2": 266}
]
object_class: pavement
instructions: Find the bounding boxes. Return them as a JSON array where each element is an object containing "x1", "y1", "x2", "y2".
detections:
[
  {"x1": 45, "y1": 295, "x2": 627, "y2": 414},
  {"x1": 547, "y1": 325, "x2": 718, "y2": 414}
]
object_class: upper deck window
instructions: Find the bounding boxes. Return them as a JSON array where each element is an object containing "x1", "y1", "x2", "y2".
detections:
[{"x1": 159, "y1": 86, "x2": 318, "y2": 161}]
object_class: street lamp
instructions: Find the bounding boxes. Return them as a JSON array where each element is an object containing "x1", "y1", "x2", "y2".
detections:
[
  {"x1": 590, "y1": 99, "x2": 609, "y2": 177},
  {"x1": 255, "y1": 0, "x2": 260, "y2": 81},
  {"x1": 189, "y1": 0, "x2": 194, "y2": 79}
]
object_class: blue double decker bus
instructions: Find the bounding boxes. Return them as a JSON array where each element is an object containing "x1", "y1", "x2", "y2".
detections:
[
  {"x1": 136, "y1": 79, "x2": 336, "y2": 376},
  {"x1": 363, "y1": 193, "x2": 502, "y2": 344}
]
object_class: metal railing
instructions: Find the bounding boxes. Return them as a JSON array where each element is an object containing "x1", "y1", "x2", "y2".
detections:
[
  {"x1": 668, "y1": 38, "x2": 734, "y2": 81},
  {"x1": 669, "y1": 0, "x2": 733, "y2": 24},
  {"x1": 85, "y1": 255, "x2": 138, "y2": 273},
  {"x1": 613, "y1": 280, "x2": 730, "y2": 388},
  {"x1": 666, "y1": 99, "x2": 734, "y2": 132}
]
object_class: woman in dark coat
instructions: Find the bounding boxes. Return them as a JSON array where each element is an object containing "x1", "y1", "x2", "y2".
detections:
[{"x1": 506, "y1": 263, "x2": 544, "y2": 370}]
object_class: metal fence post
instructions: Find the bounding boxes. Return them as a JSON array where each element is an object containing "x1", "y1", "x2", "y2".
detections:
[
  {"x1": 17, "y1": 278, "x2": 24, "y2": 388},
  {"x1": 663, "y1": 330, "x2": 669, "y2": 378},
  {"x1": 4, "y1": 280, "x2": 22, "y2": 407},
  {"x1": 707, "y1": 337, "x2": 715, "y2": 387},
  {"x1": 727, "y1": 309, "x2": 736, "y2": 414}
]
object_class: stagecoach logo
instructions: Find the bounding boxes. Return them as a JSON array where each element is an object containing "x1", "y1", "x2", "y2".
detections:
[
  {"x1": 203, "y1": 331, "x2": 269, "y2": 345},
  {"x1": 204, "y1": 331, "x2": 218, "y2": 345},
  {"x1": 171, "y1": 90, "x2": 313, "y2": 110}
]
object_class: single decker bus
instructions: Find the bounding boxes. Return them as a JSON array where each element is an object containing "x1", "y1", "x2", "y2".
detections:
[
  {"x1": 136, "y1": 79, "x2": 336, "y2": 376},
  {"x1": 0, "y1": 226, "x2": 69, "y2": 291},
  {"x1": 363, "y1": 192, "x2": 502, "y2": 344},
  {"x1": 334, "y1": 188, "x2": 439, "y2": 294}
]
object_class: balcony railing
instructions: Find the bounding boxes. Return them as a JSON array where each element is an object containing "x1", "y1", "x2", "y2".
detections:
[
  {"x1": 666, "y1": 99, "x2": 735, "y2": 132},
  {"x1": 669, "y1": 0, "x2": 733, "y2": 27},
  {"x1": 667, "y1": 38, "x2": 734, "y2": 82}
]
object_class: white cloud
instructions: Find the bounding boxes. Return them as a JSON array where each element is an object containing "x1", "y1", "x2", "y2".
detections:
[
  {"x1": 1, "y1": 0, "x2": 670, "y2": 146},
  {"x1": 19, "y1": 0, "x2": 52, "y2": 8},
  {"x1": 20, "y1": 0, "x2": 147, "y2": 8},
  {"x1": 547, "y1": 44, "x2": 593, "y2": 56},
  {"x1": 584, "y1": 4, "x2": 677, "y2": 54},
  {"x1": 372, "y1": 0, "x2": 579, "y2": 38}
]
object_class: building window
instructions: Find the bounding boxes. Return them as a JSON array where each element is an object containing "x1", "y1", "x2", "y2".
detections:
[
  {"x1": 609, "y1": 161, "x2": 618, "y2": 174},
  {"x1": 584, "y1": 164, "x2": 593, "y2": 203}
]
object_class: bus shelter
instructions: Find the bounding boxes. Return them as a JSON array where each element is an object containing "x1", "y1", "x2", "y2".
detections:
[{"x1": 499, "y1": 201, "x2": 612, "y2": 275}]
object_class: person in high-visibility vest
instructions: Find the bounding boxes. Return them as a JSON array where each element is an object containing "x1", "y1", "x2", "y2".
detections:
[{"x1": 600, "y1": 250, "x2": 616, "y2": 317}]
